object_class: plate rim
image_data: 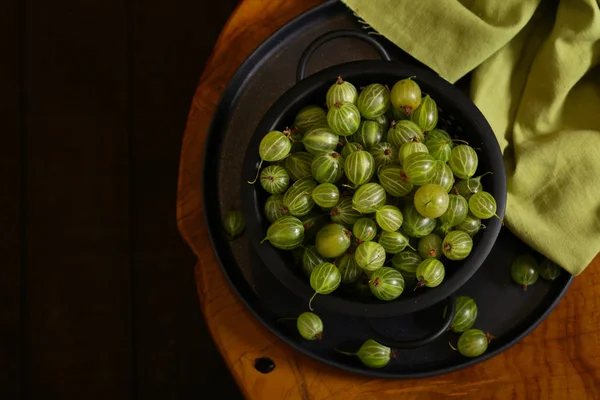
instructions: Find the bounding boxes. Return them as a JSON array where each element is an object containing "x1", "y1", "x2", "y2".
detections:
[{"x1": 199, "y1": 0, "x2": 574, "y2": 379}]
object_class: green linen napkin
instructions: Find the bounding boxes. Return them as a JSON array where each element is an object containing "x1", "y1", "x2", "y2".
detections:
[{"x1": 341, "y1": 0, "x2": 600, "y2": 275}]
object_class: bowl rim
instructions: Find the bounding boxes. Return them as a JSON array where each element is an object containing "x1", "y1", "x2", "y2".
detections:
[{"x1": 241, "y1": 59, "x2": 507, "y2": 318}]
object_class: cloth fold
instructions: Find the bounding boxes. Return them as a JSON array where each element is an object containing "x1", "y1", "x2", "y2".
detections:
[{"x1": 342, "y1": 0, "x2": 600, "y2": 275}]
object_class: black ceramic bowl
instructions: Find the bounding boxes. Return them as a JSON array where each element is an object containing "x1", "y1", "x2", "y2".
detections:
[{"x1": 241, "y1": 30, "x2": 506, "y2": 319}]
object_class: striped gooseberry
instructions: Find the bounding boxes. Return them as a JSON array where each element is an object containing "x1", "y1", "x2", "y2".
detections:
[
  {"x1": 223, "y1": 210, "x2": 245, "y2": 239},
  {"x1": 285, "y1": 151, "x2": 314, "y2": 181},
  {"x1": 296, "y1": 311, "x2": 323, "y2": 340},
  {"x1": 410, "y1": 95, "x2": 438, "y2": 132},
  {"x1": 248, "y1": 130, "x2": 292, "y2": 184},
  {"x1": 352, "y1": 218, "x2": 378, "y2": 242},
  {"x1": 311, "y1": 183, "x2": 340, "y2": 209},
  {"x1": 402, "y1": 203, "x2": 437, "y2": 238},
  {"x1": 375, "y1": 205, "x2": 403, "y2": 232},
  {"x1": 260, "y1": 165, "x2": 290, "y2": 194},
  {"x1": 357, "y1": 83, "x2": 391, "y2": 119},
  {"x1": 344, "y1": 148, "x2": 376, "y2": 187},
  {"x1": 327, "y1": 101, "x2": 361, "y2": 136},
  {"x1": 448, "y1": 144, "x2": 478, "y2": 180},
  {"x1": 315, "y1": 223, "x2": 352, "y2": 258},
  {"x1": 261, "y1": 215, "x2": 305, "y2": 250},
  {"x1": 416, "y1": 258, "x2": 445, "y2": 288},
  {"x1": 429, "y1": 161, "x2": 455, "y2": 193},
  {"x1": 264, "y1": 194, "x2": 290, "y2": 223},
  {"x1": 403, "y1": 152, "x2": 437, "y2": 185},
  {"x1": 352, "y1": 182, "x2": 387, "y2": 214},
  {"x1": 510, "y1": 254, "x2": 539, "y2": 290},
  {"x1": 337, "y1": 252, "x2": 362, "y2": 284},
  {"x1": 330, "y1": 197, "x2": 362, "y2": 226},
  {"x1": 455, "y1": 214, "x2": 484, "y2": 236},
  {"x1": 353, "y1": 120, "x2": 384, "y2": 150},
  {"x1": 369, "y1": 267, "x2": 405, "y2": 301},
  {"x1": 414, "y1": 183, "x2": 450, "y2": 218},
  {"x1": 390, "y1": 77, "x2": 421, "y2": 116},
  {"x1": 387, "y1": 119, "x2": 424, "y2": 148},
  {"x1": 468, "y1": 191, "x2": 499, "y2": 220},
  {"x1": 445, "y1": 296, "x2": 478, "y2": 333},
  {"x1": 392, "y1": 250, "x2": 422, "y2": 281},
  {"x1": 538, "y1": 258, "x2": 562, "y2": 281},
  {"x1": 341, "y1": 141, "x2": 363, "y2": 159},
  {"x1": 378, "y1": 230, "x2": 413, "y2": 254},
  {"x1": 311, "y1": 151, "x2": 344, "y2": 184},
  {"x1": 442, "y1": 230, "x2": 473, "y2": 260},
  {"x1": 456, "y1": 329, "x2": 493, "y2": 357},
  {"x1": 425, "y1": 137, "x2": 452, "y2": 163},
  {"x1": 294, "y1": 105, "x2": 328, "y2": 132},
  {"x1": 338, "y1": 339, "x2": 395, "y2": 369},
  {"x1": 355, "y1": 241, "x2": 386, "y2": 272},
  {"x1": 398, "y1": 139, "x2": 428, "y2": 165},
  {"x1": 378, "y1": 164, "x2": 413, "y2": 197},
  {"x1": 439, "y1": 194, "x2": 468, "y2": 227},
  {"x1": 301, "y1": 246, "x2": 325, "y2": 277},
  {"x1": 302, "y1": 127, "x2": 339, "y2": 155},
  {"x1": 454, "y1": 172, "x2": 492, "y2": 199},
  {"x1": 370, "y1": 142, "x2": 398, "y2": 169},
  {"x1": 309, "y1": 262, "x2": 341, "y2": 310},
  {"x1": 417, "y1": 233, "x2": 443, "y2": 259},
  {"x1": 282, "y1": 177, "x2": 318, "y2": 216},
  {"x1": 326, "y1": 76, "x2": 358, "y2": 108}
]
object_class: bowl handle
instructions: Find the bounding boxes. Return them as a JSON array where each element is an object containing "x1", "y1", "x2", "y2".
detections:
[
  {"x1": 296, "y1": 29, "x2": 392, "y2": 82},
  {"x1": 360, "y1": 294, "x2": 456, "y2": 349}
]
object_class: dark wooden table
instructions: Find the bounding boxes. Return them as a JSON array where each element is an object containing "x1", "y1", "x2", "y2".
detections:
[
  {"x1": 2, "y1": 0, "x2": 243, "y2": 398},
  {"x1": 177, "y1": 1, "x2": 600, "y2": 399}
]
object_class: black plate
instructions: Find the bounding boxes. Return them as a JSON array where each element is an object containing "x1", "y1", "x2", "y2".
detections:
[
  {"x1": 202, "y1": 0, "x2": 573, "y2": 378},
  {"x1": 241, "y1": 57, "x2": 506, "y2": 318}
]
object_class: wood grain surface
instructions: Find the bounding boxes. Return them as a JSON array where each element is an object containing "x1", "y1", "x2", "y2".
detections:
[
  {"x1": 2, "y1": 0, "x2": 242, "y2": 398},
  {"x1": 177, "y1": 0, "x2": 600, "y2": 398}
]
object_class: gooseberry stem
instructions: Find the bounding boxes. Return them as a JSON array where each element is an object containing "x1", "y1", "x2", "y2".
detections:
[
  {"x1": 414, "y1": 279, "x2": 426, "y2": 291},
  {"x1": 475, "y1": 171, "x2": 493, "y2": 180},
  {"x1": 308, "y1": 291, "x2": 318, "y2": 311},
  {"x1": 407, "y1": 243, "x2": 417, "y2": 251},
  {"x1": 283, "y1": 128, "x2": 296, "y2": 143},
  {"x1": 247, "y1": 159, "x2": 264, "y2": 184},
  {"x1": 334, "y1": 349, "x2": 357, "y2": 357},
  {"x1": 260, "y1": 236, "x2": 268, "y2": 244},
  {"x1": 448, "y1": 342, "x2": 458, "y2": 351},
  {"x1": 451, "y1": 139, "x2": 470, "y2": 145}
]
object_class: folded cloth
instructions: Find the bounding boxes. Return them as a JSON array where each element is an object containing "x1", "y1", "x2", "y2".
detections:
[{"x1": 341, "y1": 0, "x2": 600, "y2": 275}]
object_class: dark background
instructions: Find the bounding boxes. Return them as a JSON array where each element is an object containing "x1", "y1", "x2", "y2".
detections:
[{"x1": 1, "y1": 0, "x2": 244, "y2": 398}]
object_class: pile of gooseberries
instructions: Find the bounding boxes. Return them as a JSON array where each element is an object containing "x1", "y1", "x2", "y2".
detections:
[
  {"x1": 236, "y1": 75, "x2": 520, "y2": 370},
  {"x1": 250, "y1": 75, "x2": 501, "y2": 310}
]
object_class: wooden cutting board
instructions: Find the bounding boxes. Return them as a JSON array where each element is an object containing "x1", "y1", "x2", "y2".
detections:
[{"x1": 176, "y1": 0, "x2": 600, "y2": 398}]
